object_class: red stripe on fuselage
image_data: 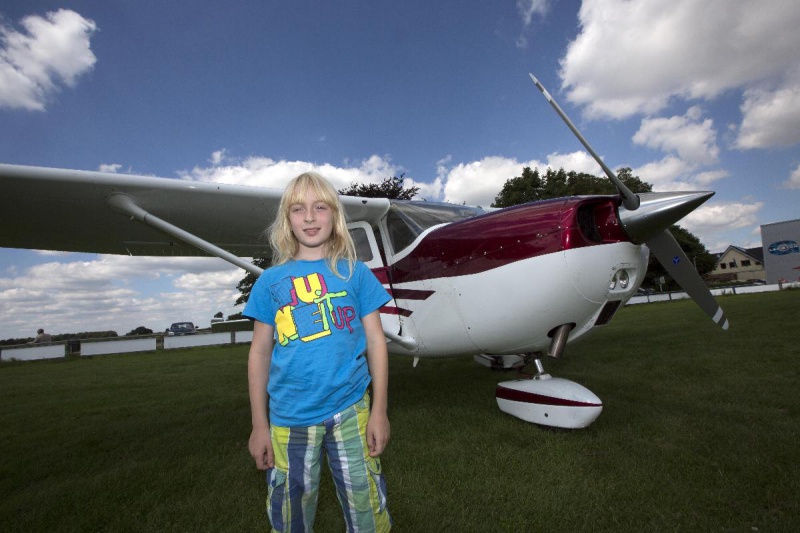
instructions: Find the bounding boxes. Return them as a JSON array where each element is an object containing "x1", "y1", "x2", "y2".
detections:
[
  {"x1": 388, "y1": 288, "x2": 435, "y2": 300},
  {"x1": 380, "y1": 306, "x2": 412, "y2": 317},
  {"x1": 495, "y1": 384, "x2": 602, "y2": 407},
  {"x1": 371, "y1": 266, "x2": 390, "y2": 284},
  {"x1": 386, "y1": 196, "x2": 627, "y2": 285}
]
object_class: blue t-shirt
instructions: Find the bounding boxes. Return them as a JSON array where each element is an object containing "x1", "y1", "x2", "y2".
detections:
[{"x1": 243, "y1": 259, "x2": 391, "y2": 427}]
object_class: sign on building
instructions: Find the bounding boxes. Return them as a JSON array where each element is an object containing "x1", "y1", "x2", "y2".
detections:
[{"x1": 761, "y1": 219, "x2": 800, "y2": 283}]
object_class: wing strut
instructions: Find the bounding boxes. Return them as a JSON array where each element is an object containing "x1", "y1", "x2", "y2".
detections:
[
  {"x1": 106, "y1": 193, "x2": 264, "y2": 276},
  {"x1": 107, "y1": 193, "x2": 418, "y2": 346}
]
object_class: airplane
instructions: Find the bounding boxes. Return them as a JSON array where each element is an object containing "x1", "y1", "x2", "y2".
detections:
[{"x1": 0, "y1": 74, "x2": 727, "y2": 429}]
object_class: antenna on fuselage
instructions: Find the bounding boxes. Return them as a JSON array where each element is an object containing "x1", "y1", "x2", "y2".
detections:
[{"x1": 528, "y1": 73, "x2": 640, "y2": 211}]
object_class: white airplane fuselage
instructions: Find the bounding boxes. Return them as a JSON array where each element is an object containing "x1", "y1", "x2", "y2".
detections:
[
  {"x1": 367, "y1": 196, "x2": 648, "y2": 358},
  {"x1": 388, "y1": 241, "x2": 647, "y2": 357}
]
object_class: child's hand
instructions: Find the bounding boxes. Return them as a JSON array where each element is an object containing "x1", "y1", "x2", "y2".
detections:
[
  {"x1": 366, "y1": 411, "x2": 391, "y2": 457},
  {"x1": 249, "y1": 426, "x2": 274, "y2": 470}
]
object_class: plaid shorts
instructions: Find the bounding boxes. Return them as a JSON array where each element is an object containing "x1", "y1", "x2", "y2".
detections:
[{"x1": 266, "y1": 393, "x2": 391, "y2": 532}]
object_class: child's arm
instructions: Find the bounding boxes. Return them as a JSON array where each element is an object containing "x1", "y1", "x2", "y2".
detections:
[
  {"x1": 248, "y1": 320, "x2": 275, "y2": 470},
  {"x1": 363, "y1": 310, "x2": 390, "y2": 457}
]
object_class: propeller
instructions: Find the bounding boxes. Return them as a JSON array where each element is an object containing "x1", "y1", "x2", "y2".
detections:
[{"x1": 528, "y1": 73, "x2": 729, "y2": 330}]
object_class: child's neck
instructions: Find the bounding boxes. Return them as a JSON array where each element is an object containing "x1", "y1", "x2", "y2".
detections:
[{"x1": 293, "y1": 244, "x2": 329, "y2": 261}]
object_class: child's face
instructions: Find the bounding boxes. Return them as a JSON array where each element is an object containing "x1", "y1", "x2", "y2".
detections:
[{"x1": 288, "y1": 187, "x2": 334, "y2": 260}]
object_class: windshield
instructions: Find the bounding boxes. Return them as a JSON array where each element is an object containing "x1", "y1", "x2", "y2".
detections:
[{"x1": 386, "y1": 201, "x2": 484, "y2": 253}]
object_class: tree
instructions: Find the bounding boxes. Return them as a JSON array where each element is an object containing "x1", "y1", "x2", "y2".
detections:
[
  {"x1": 234, "y1": 175, "x2": 419, "y2": 306},
  {"x1": 339, "y1": 174, "x2": 419, "y2": 200},
  {"x1": 492, "y1": 167, "x2": 652, "y2": 207},
  {"x1": 125, "y1": 326, "x2": 152, "y2": 336},
  {"x1": 490, "y1": 167, "x2": 544, "y2": 206},
  {"x1": 214, "y1": 311, "x2": 223, "y2": 318},
  {"x1": 493, "y1": 166, "x2": 711, "y2": 290},
  {"x1": 235, "y1": 257, "x2": 270, "y2": 306}
]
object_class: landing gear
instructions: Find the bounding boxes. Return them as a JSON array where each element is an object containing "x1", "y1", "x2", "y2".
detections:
[{"x1": 494, "y1": 324, "x2": 603, "y2": 428}]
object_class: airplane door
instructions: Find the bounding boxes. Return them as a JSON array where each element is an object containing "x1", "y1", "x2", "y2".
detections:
[{"x1": 347, "y1": 221, "x2": 401, "y2": 335}]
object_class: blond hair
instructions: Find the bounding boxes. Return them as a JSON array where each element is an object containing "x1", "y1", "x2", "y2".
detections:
[{"x1": 269, "y1": 171, "x2": 356, "y2": 278}]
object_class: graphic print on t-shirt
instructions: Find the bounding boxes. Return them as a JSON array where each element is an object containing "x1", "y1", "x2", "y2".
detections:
[{"x1": 271, "y1": 272, "x2": 357, "y2": 346}]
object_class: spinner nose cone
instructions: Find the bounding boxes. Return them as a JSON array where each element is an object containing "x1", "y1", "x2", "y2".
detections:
[{"x1": 618, "y1": 191, "x2": 714, "y2": 244}]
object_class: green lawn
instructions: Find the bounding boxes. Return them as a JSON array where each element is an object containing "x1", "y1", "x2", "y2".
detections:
[{"x1": 1, "y1": 291, "x2": 798, "y2": 532}]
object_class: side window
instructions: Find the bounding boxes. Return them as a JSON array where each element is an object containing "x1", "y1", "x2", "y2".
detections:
[
  {"x1": 349, "y1": 227, "x2": 373, "y2": 263},
  {"x1": 347, "y1": 221, "x2": 385, "y2": 270}
]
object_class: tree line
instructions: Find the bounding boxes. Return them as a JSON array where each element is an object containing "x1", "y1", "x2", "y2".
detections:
[{"x1": 1, "y1": 330, "x2": 120, "y2": 347}]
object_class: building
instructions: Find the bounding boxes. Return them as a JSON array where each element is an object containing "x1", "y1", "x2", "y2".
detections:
[
  {"x1": 761, "y1": 219, "x2": 800, "y2": 283},
  {"x1": 707, "y1": 246, "x2": 765, "y2": 283}
]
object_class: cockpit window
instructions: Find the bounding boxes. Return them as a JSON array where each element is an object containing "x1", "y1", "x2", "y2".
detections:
[
  {"x1": 386, "y1": 201, "x2": 484, "y2": 253},
  {"x1": 348, "y1": 226, "x2": 373, "y2": 262}
]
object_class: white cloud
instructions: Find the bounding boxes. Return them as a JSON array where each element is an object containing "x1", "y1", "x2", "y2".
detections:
[
  {"x1": 0, "y1": 9, "x2": 97, "y2": 111},
  {"x1": 560, "y1": 0, "x2": 800, "y2": 121},
  {"x1": 515, "y1": 0, "x2": 550, "y2": 47},
  {"x1": 680, "y1": 200, "x2": 764, "y2": 251},
  {"x1": 181, "y1": 153, "x2": 403, "y2": 193},
  {"x1": 209, "y1": 149, "x2": 227, "y2": 166},
  {"x1": 517, "y1": 0, "x2": 549, "y2": 27},
  {"x1": 98, "y1": 163, "x2": 122, "y2": 173},
  {"x1": 543, "y1": 150, "x2": 603, "y2": 176},
  {"x1": 441, "y1": 155, "x2": 544, "y2": 207},
  {"x1": 436, "y1": 151, "x2": 603, "y2": 207},
  {"x1": 683, "y1": 201, "x2": 763, "y2": 232},
  {"x1": 630, "y1": 153, "x2": 731, "y2": 192},
  {"x1": 0, "y1": 255, "x2": 244, "y2": 339},
  {"x1": 633, "y1": 107, "x2": 719, "y2": 165},
  {"x1": 692, "y1": 170, "x2": 729, "y2": 187},
  {"x1": 736, "y1": 83, "x2": 800, "y2": 149},
  {"x1": 632, "y1": 156, "x2": 695, "y2": 191},
  {"x1": 784, "y1": 164, "x2": 800, "y2": 190},
  {"x1": 173, "y1": 269, "x2": 242, "y2": 292}
]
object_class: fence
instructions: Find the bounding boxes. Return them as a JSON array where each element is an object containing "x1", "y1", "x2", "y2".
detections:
[
  {"x1": 3, "y1": 283, "x2": 796, "y2": 362},
  {"x1": 1, "y1": 329, "x2": 254, "y2": 363},
  {"x1": 625, "y1": 282, "x2": 795, "y2": 306}
]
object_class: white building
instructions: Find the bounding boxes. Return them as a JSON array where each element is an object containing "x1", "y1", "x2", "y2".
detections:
[
  {"x1": 761, "y1": 219, "x2": 800, "y2": 283},
  {"x1": 708, "y1": 246, "x2": 765, "y2": 283}
]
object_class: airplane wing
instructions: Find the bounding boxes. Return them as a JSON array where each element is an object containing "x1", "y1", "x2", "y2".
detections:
[{"x1": 0, "y1": 164, "x2": 390, "y2": 262}]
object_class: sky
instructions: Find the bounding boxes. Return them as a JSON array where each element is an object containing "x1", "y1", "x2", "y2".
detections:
[{"x1": 1, "y1": 0, "x2": 799, "y2": 340}]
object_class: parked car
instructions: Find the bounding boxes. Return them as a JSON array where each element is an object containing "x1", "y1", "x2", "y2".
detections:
[{"x1": 167, "y1": 322, "x2": 196, "y2": 336}]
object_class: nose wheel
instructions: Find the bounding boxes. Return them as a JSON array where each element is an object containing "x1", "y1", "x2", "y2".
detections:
[{"x1": 495, "y1": 323, "x2": 603, "y2": 428}]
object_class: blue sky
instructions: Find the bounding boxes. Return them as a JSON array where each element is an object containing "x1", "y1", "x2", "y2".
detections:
[{"x1": 1, "y1": 0, "x2": 799, "y2": 340}]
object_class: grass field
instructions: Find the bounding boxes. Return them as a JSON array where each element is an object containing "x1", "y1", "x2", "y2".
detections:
[{"x1": 1, "y1": 291, "x2": 798, "y2": 532}]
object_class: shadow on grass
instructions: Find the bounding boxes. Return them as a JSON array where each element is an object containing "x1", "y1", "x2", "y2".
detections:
[{"x1": 1, "y1": 292, "x2": 798, "y2": 532}]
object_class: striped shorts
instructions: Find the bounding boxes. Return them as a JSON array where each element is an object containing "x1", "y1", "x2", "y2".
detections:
[{"x1": 266, "y1": 393, "x2": 392, "y2": 532}]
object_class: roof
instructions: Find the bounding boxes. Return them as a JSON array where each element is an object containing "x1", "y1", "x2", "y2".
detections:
[{"x1": 716, "y1": 245, "x2": 764, "y2": 264}]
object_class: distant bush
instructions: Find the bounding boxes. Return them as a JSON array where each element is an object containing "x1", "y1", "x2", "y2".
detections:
[
  {"x1": 125, "y1": 327, "x2": 154, "y2": 336},
  {"x1": 1, "y1": 331, "x2": 118, "y2": 346}
]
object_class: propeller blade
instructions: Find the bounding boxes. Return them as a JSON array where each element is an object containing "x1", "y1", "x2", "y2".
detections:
[
  {"x1": 527, "y1": 72, "x2": 728, "y2": 331},
  {"x1": 647, "y1": 229, "x2": 729, "y2": 330},
  {"x1": 528, "y1": 73, "x2": 640, "y2": 211}
]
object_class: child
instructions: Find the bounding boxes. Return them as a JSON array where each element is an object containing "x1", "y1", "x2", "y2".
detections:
[{"x1": 244, "y1": 171, "x2": 392, "y2": 532}]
